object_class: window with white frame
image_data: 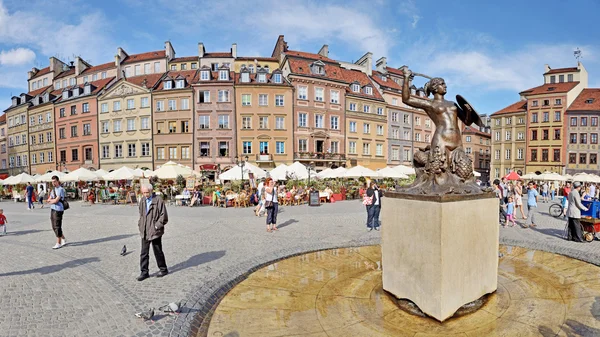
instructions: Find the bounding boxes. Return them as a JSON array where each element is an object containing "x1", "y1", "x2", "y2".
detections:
[
  {"x1": 176, "y1": 79, "x2": 184, "y2": 88},
  {"x1": 363, "y1": 105, "x2": 370, "y2": 113},
  {"x1": 199, "y1": 115, "x2": 210, "y2": 129},
  {"x1": 219, "y1": 70, "x2": 228, "y2": 80},
  {"x1": 330, "y1": 116, "x2": 339, "y2": 129},
  {"x1": 494, "y1": 150, "x2": 500, "y2": 160},
  {"x1": 40, "y1": 152, "x2": 45, "y2": 163},
  {"x1": 128, "y1": 143, "x2": 136, "y2": 157},
  {"x1": 241, "y1": 94, "x2": 251, "y2": 106},
  {"x1": 275, "y1": 95, "x2": 284, "y2": 106},
  {"x1": 351, "y1": 83, "x2": 360, "y2": 92},
  {"x1": 169, "y1": 147, "x2": 177, "y2": 159},
  {"x1": 115, "y1": 144, "x2": 123, "y2": 158},
  {"x1": 377, "y1": 107, "x2": 383, "y2": 115},
  {"x1": 517, "y1": 148, "x2": 524, "y2": 159},
  {"x1": 505, "y1": 149, "x2": 511, "y2": 160},
  {"x1": 315, "y1": 87, "x2": 324, "y2": 101},
  {"x1": 141, "y1": 117, "x2": 149, "y2": 129},
  {"x1": 377, "y1": 125, "x2": 384, "y2": 135},
  {"x1": 201, "y1": 71, "x2": 209, "y2": 80},
  {"x1": 298, "y1": 113, "x2": 307, "y2": 127},
  {"x1": 415, "y1": 116, "x2": 421, "y2": 125},
  {"x1": 113, "y1": 101, "x2": 121, "y2": 111},
  {"x1": 101, "y1": 121, "x2": 109, "y2": 133},
  {"x1": 349, "y1": 141, "x2": 357, "y2": 154},
  {"x1": 259, "y1": 94, "x2": 268, "y2": 106},
  {"x1": 349, "y1": 121, "x2": 357, "y2": 132},
  {"x1": 242, "y1": 141, "x2": 252, "y2": 154},
  {"x1": 218, "y1": 90, "x2": 230, "y2": 102},
  {"x1": 46, "y1": 112, "x2": 51, "y2": 122},
  {"x1": 376, "y1": 144, "x2": 383, "y2": 156},
  {"x1": 392, "y1": 98, "x2": 398, "y2": 106},
  {"x1": 156, "y1": 147, "x2": 165, "y2": 160},
  {"x1": 127, "y1": 119, "x2": 135, "y2": 131},
  {"x1": 365, "y1": 87, "x2": 373, "y2": 95},
  {"x1": 142, "y1": 143, "x2": 150, "y2": 156},
  {"x1": 391, "y1": 112, "x2": 398, "y2": 122},
  {"x1": 298, "y1": 139, "x2": 307, "y2": 152},
  {"x1": 102, "y1": 145, "x2": 109, "y2": 158},
  {"x1": 392, "y1": 148, "x2": 400, "y2": 160},
  {"x1": 517, "y1": 132, "x2": 524, "y2": 140},
  {"x1": 127, "y1": 99, "x2": 134, "y2": 110},
  {"x1": 363, "y1": 123, "x2": 370, "y2": 134},
  {"x1": 164, "y1": 80, "x2": 172, "y2": 89},
  {"x1": 392, "y1": 128, "x2": 399, "y2": 139},
  {"x1": 425, "y1": 119, "x2": 431, "y2": 127},
  {"x1": 276, "y1": 141, "x2": 285, "y2": 154},
  {"x1": 168, "y1": 99, "x2": 176, "y2": 110},
  {"x1": 315, "y1": 115, "x2": 324, "y2": 128},
  {"x1": 363, "y1": 143, "x2": 371, "y2": 155},
  {"x1": 199, "y1": 90, "x2": 210, "y2": 103},
  {"x1": 258, "y1": 74, "x2": 266, "y2": 83},
  {"x1": 330, "y1": 90, "x2": 339, "y2": 104},
  {"x1": 415, "y1": 133, "x2": 421, "y2": 142},
  {"x1": 275, "y1": 117, "x2": 284, "y2": 130},
  {"x1": 181, "y1": 98, "x2": 189, "y2": 110},
  {"x1": 140, "y1": 97, "x2": 149, "y2": 108},
  {"x1": 505, "y1": 131, "x2": 511, "y2": 141},
  {"x1": 298, "y1": 86, "x2": 307, "y2": 100},
  {"x1": 113, "y1": 120, "x2": 121, "y2": 132},
  {"x1": 404, "y1": 131, "x2": 410, "y2": 140},
  {"x1": 273, "y1": 73, "x2": 282, "y2": 83},
  {"x1": 83, "y1": 123, "x2": 91, "y2": 135},
  {"x1": 259, "y1": 116, "x2": 268, "y2": 129},
  {"x1": 218, "y1": 115, "x2": 229, "y2": 129}
]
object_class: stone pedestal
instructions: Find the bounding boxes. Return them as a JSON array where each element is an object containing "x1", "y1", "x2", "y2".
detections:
[{"x1": 381, "y1": 192, "x2": 499, "y2": 322}]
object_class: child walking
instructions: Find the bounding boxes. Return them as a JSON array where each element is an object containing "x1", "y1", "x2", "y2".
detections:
[
  {"x1": 506, "y1": 196, "x2": 517, "y2": 227},
  {"x1": 0, "y1": 209, "x2": 7, "y2": 235}
]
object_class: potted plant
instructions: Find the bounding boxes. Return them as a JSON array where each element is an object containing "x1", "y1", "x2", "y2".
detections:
[{"x1": 202, "y1": 186, "x2": 214, "y2": 205}]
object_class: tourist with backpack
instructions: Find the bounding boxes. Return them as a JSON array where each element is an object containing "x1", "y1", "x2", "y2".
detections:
[{"x1": 47, "y1": 175, "x2": 68, "y2": 249}]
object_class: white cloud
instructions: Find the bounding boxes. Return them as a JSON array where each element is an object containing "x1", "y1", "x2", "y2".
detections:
[
  {"x1": 398, "y1": 0, "x2": 421, "y2": 29},
  {"x1": 411, "y1": 15, "x2": 420, "y2": 29},
  {"x1": 0, "y1": 1, "x2": 115, "y2": 65},
  {"x1": 0, "y1": 48, "x2": 35, "y2": 66},
  {"x1": 412, "y1": 43, "x2": 598, "y2": 93}
]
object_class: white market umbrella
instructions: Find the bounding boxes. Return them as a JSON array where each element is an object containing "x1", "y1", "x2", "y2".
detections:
[
  {"x1": 539, "y1": 172, "x2": 565, "y2": 182},
  {"x1": 218, "y1": 162, "x2": 266, "y2": 181},
  {"x1": 377, "y1": 167, "x2": 409, "y2": 179},
  {"x1": 3, "y1": 172, "x2": 36, "y2": 185},
  {"x1": 94, "y1": 169, "x2": 109, "y2": 178},
  {"x1": 62, "y1": 167, "x2": 99, "y2": 182},
  {"x1": 521, "y1": 172, "x2": 538, "y2": 180},
  {"x1": 473, "y1": 171, "x2": 482, "y2": 177},
  {"x1": 321, "y1": 167, "x2": 347, "y2": 179},
  {"x1": 103, "y1": 166, "x2": 142, "y2": 181},
  {"x1": 563, "y1": 174, "x2": 573, "y2": 181},
  {"x1": 573, "y1": 173, "x2": 600, "y2": 183},
  {"x1": 344, "y1": 165, "x2": 377, "y2": 178},
  {"x1": 153, "y1": 161, "x2": 194, "y2": 179},
  {"x1": 286, "y1": 161, "x2": 312, "y2": 180},
  {"x1": 36, "y1": 170, "x2": 66, "y2": 183},
  {"x1": 394, "y1": 165, "x2": 416, "y2": 175},
  {"x1": 268, "y1": 164, "x2": 289, "y2": 181},
  {"x1": 317, "y1": 167, "x2": 333, "y2": 178},
  {"x1": 142, "y1": 169, "x2": 154, "y2": 177}
]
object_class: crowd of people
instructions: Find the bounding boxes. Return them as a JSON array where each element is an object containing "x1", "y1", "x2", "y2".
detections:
[{"x1": 493, "y1": 177, "x2": 598, "y2": 243}]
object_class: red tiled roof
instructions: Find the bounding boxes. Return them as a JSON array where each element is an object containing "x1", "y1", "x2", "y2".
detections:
[
  {"x1": 567, "y1": 88, "x2": 600, "y2": 111},
  {"x1": 54, "y1": 68, "x2": 75, "y2": 80},
  {"x1": 202, "y1": 52, "x2": 232, "y2": 58},
  {"x1": 285, "y1": 50, "x2": 337, "y2": 63},
  {"x1": 236, "y1": 56, "x2": 279, "y2": 62},
  {"x1": 126, "y1": 73, "x2": 165, "y2": 89},
  {"x1": 490, "y1": 100, "x2": 527, "y2": 117},
  {"x1": 463, "y1": 125, "x2": 491, "y2": 138},
  {"x1": 30, "y1": 66, "x2": 51, "y2": 80},
  {"x1": 122, "y1": 50, "x2": 166, "y2": 65},
  {"x1": 544, "y1": 67, "x2": 578, "y2": 75},
  {"x1": 155, "y1": 70, "x2": 199, "y2": 91},
  {"x1": 171, "y1": 56, "x2": 198, "y2": 63},
  {"x1": 288, "y1": 58, "x2": 383, "y2": 101},
  {"x1": 81, "y1": 61, "x2": 115, "y2": 74},
  {"x1": 385, "y1": 66, "x2": 409, "y2": 77},
  {"x1": 233, "y1": 72, "x2": 290, "y2": 86},
  {"x1": 27, "y1": 85, "x2": 53, "y2": 97},
  {"x1": 371, "y1": 70, "x2": 402, "y2": 91},
  {"x1": 519, "y1": 81, "x2": 579, "y2": 96},
  {"x1": 0, "y1": 114, "x2": 5, "y2": 123}
]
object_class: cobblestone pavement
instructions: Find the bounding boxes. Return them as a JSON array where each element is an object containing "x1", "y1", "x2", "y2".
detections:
[{"x1": 0, "y1": 198, "x2": 596, "y2": 337}]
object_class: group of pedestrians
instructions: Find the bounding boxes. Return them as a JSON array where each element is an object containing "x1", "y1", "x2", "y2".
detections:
[{"x1": 494, "y1": 178, "x2": 540, "y2": 228}]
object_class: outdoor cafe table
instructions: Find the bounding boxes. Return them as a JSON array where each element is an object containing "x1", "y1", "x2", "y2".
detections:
[{"x1": 175, "y1": 194, "x2": 191, "y2": 206}]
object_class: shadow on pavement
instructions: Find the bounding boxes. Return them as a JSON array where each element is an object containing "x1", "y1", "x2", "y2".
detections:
[
  {"x1": 531, "y1": 226, "x2": 567, "y2": 239},
  {"x1": 278, "y1": 219, "x2": 298, "y2": 229},
  {"x1": 6, "y1": 229, "x2": 49, "y2": 236},
  {"x1": 0, "y1": 257, "x2": 100, "y2": 277},
  {"x1": 68, "y1": 234, "x2": 138, "y2": 247},
  {"x1": 169, "y1": 251, "x2": 226, "y2": 274}
]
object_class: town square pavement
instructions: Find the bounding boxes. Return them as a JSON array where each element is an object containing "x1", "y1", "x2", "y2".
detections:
[{"x1": 0, "y1": 198, "x2": 598, "y2": 337}]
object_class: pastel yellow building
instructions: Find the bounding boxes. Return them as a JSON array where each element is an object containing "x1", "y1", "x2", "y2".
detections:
[
  {"x1": 490, "y1": 100, "x2": 528, "y2": 179},
  {"x1": 28, "y1": 87, "x2": 58, "y2": 174},
  {"x1": 233, "y1": 57, "x2": 279, "y2": 74},
  {"x1": 168, "y1": 56, "x2": 199, "y2": 72}
]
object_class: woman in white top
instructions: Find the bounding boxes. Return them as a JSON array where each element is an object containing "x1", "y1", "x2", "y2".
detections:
[
  {"x1": 264, "y1": 177, "x2": 279, "y2": 232},
  {"x1": 514, "y1": 181, "x2": 526, "y2": 219}
]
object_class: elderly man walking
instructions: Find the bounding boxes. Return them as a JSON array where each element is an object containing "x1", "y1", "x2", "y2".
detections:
[
  {"x1": 567, "y1": 182, "x2": 589, "y2": 242},
  {"x1": 137, "y1": 183, "x2": 169, "y2": 281}
]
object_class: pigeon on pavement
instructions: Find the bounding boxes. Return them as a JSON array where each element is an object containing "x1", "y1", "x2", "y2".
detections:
[
  {"x1": 135, "y1": 308, "x2": 154, "y2": 321},
  {"x1": 120, "y1": 245, "x2": 127, "y2": 256},
  {"x1": 159, "y1": 302, "x2": 181, "y2": 314}
]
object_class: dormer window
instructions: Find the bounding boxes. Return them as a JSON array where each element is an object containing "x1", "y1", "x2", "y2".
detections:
[
  {"x1": 273, "y1": 73, "x2": 282, "y2": 84},
  {"x1": 248, "y1": 64, "x2": 254, "y2": 73},
  {"x1": 258, "y1": 73, "x2": 266, "y2": 83},
  {"x1": 586, "y1": 99, "x2": 595, "y2": 104},
  {"x1": 219, "y1": 70, "x2": 229, "y2": 81},
  {"x1": 62, "y1": 91, "x2": 69, "y2": 100},
  {"x1": 11, "y1": 97, "x2": 18, "y2": 106},
  {"x1": 381, "y1": 76, "x2": 387, "y2": 82},
  {"x1": 164, "y1": 80, "x2": 172, "y2": 89},
  {"x1": 176, "y1": 79, "x2": 185, "y2": 88},
  {"x1": 201, "y1": 70, "x2": 210, "y2": 81},
  {"x1": 72, "y1": 87, "x2": 79, "y2": 97},
  {"x1": 264, "y1": 65, "x2": 270, "y2": 73},
  {"x1": 351, "y1": 84, "x2": 360, "y2": 93},
  {"x1": 365, "y1": 86, "x2": 373, "y2": 95},
  {"x1": 43, "y1": 93, "x2": 49, "y2": 102},
  {"x1": 241, "y1": 72, "x2": 250, "y2": 83},
  {"x1": 84, "y1": 84, "x2": 91, "y2": 94}
]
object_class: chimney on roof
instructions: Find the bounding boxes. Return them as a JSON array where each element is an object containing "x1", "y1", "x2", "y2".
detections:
[
  {"x1": 74, "y1": 56, "x2": 87, "y2": 76},
  {"x1": 376, "y1": 57, "x2": 387, "y2": 73},
  {"x1": 231, "y1": 43, "x2": 237, "y2": 58},
  {"x1": 117, "y1": 47, "x2": 127, "y2": 62},
  {"x1": 544, "y1": 64, "x2": 550, "y2": 73},
  {"x1": 49, "y1": 56, "x2": 64, "y2": 74},
  {"x1": 28, "y1": 67, "x2": 39, "y2": 80},
  {"x1": 142, "y1": 78, "x2": 148, "y2": 88},
  {"x1": 355, "y1": 52, "x2": 373, "y2": 76},
  {"x1": 165, "y1": 40, "x2": 175, "y2": 61},
  {"x1": 318, "y1": 44, "x2": 329, "y2": 58},
  {"x1": 198, "y1": 43, "x2": 205, "y2": 58}
]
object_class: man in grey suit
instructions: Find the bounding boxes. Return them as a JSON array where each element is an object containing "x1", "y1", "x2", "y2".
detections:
[{"x1": 567, "y1": 182, "x2": 589, "y2": 242}]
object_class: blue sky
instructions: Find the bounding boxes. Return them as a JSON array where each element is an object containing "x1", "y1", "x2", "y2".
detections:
[{"x1": 0, "y1": 0, "x2": 599, "y2": 115}]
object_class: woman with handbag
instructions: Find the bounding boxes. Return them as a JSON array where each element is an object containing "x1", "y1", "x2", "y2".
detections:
[{"x1": 264, "y1": 177, "x2": 279, "y2": 232}]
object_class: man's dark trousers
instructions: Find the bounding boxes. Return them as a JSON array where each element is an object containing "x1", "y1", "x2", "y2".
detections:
[{"x1": 140, "y1": 237, "x2": 168, "y2": 275}]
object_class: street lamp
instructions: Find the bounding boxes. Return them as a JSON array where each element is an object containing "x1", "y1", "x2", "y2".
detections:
[
  {"x1": 307, "y1": 161, "x2": 315, "y2": 188},
  {"x1": 235, "y1": 155, "x2": 249, "y2": 190}
]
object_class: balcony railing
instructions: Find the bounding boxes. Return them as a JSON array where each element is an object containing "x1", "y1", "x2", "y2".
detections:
[
  {"x1": 294, "y1": 152, "x2": 346, "y2": 162},
  {"x1": 255, "y1": 154, "x2": 273, "y2": 162}
]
